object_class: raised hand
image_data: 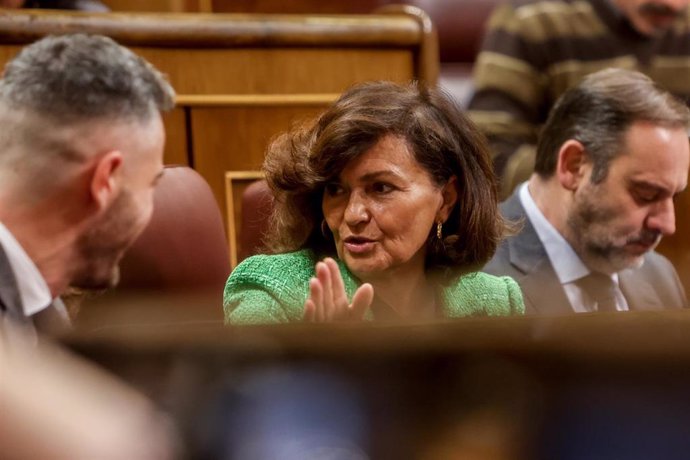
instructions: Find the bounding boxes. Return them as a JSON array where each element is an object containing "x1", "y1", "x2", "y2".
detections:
[{"x1": 303, "y1": 257, "x2": 374, "y2": 322}]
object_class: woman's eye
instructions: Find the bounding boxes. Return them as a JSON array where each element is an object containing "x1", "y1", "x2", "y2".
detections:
[
  {"x1": 372, "y1": 182, "x2": 394, "y2": 194},
  {"x1": 324, "y1": 183, "x2": 344, "y2": 196}
]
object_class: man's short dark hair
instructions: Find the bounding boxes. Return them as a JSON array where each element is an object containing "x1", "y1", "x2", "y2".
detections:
[{"x1": 535, "y1": 68, "x2": 690, "y2": 183}]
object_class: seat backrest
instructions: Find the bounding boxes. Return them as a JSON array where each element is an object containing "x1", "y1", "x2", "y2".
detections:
[
  {"x1": 117, "y1": 165, "x2": 231, "y2": 293},
  {"x1": 238, "y1": 179, "x2": 274, "y2": 264}
]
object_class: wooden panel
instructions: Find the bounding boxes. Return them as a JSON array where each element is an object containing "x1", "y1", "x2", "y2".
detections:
[
  {"x1": 0, "y1": 10, "x2": 437, "y2": 87},
  {"x1": 177, "y1": 94, "x2": 341, "y2": 105},
  {"x1": 211, "y1": 0, "x2": 388, "y2": 14},
  {"x1": 192, "y1": 103, "x2": 329, "y2": 231},
  {"x1": 225, "y1": 171, "x2": 264, "y2": 269},
  {"x1": 161, "y1": 107, "x2": 188, "y2": 166},
  {"x1": 103, "y1": 0, "x2": 189, "y2": 12},
  {"x1": 0, "y1": 45, "x2": 22, "y2": 65},
  {"x1": 0, "y1": 11, "x2": 423, "y2": 48},
  {"x1": 132, "y1": 48, "x2": 415, "y2": 95}
]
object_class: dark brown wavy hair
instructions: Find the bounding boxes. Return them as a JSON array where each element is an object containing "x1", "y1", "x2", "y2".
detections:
[{"x1": 263, "y1": 81, "x2": 504, "y2": 274}]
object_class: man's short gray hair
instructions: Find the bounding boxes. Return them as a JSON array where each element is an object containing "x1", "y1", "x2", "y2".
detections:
[
  {"x1": 0, "y1": 33, "x2": 175, "y2": 121},
  {"x1": 0, "y1": 34, "x2": 175, "y2": 196}
]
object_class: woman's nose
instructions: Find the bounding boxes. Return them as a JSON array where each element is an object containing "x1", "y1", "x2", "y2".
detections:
[{"x1": 343, "y1": 192, "x2": 370, "y2": 226}]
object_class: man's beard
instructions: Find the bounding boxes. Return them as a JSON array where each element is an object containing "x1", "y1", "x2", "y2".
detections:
[
  {"x1": 71, "y1": 190, "x2": 142, "y2": 290},
  {"x1": 566, "y1": 189, "x2": 661, "y2": 274}
]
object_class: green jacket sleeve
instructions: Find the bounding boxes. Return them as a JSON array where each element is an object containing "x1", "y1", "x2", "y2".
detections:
[
  {"x1": 441, "y1": 271, "x2": 525, "y2": 317},
  {"x1": 223, "y1": 251, "x2": 317, "y2": 324},
  {"x1": 503, "y1": 275, "x2": 525, "y2": 315},
  {"x1": 224, "y1": 288, "x2": 291, "y2": 324}
]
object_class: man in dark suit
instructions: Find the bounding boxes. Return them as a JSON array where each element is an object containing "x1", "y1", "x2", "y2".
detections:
[
  {"x1": 0, "y1": 34, "x2": 175, "y2": 339},
  {"x1": 484, "y1": 68, "x2": 689, "y2": 314}
]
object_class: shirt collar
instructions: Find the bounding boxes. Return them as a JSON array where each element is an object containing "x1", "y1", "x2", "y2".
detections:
[
  {"x1": 519, "y1": 182, "x2": 590, "y2": 284},
  {"x1": 0, "y1": 221, "x2": 52, "y2": 317}
]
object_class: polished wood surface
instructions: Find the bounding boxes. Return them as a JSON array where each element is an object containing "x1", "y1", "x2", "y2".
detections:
[
  {"x1": 103, "y1": 0, "x2": 204, "y2": 12},
  {"x1": 69, "y1": 308, "x2": 690, "y2": 358},
  {"x1": 137, "y1": 48, "x2": 415, "y2": 95},
  {"x1": 210, "y1": 0, "x2": 389, "y2": 14},
  {"x1": 377, "y1": 4, "x2": 439, "y2": 85},
  {"x1": 68, "y1": 303, "x2": 690, "y2": 459},
  {"x1": 0, "y1": 10, "x2": 423, "y2": 47},
  {"x1": 161, "y1": 107, "x2": 189, "y2": 166},
  {"x1": 190, "y1": 101, "x2": 330, "y2": 236}
]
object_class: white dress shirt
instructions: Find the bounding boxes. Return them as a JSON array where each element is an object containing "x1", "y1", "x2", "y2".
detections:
[
  {"x1": 519, "y1": 183, "x2": 629, "y2": 312},
  {"x1": 0, "y1": 221, "x2": 52, "y2": 317}
]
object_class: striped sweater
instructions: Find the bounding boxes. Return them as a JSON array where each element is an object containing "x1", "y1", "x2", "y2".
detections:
[{"x1": 468, "y1": 0, "x2": 690, "y2": 194}]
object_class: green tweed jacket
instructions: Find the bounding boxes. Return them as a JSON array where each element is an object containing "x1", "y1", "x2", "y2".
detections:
[{"x1": 223, "y1": 249, "x2": 525, "y2": 324}]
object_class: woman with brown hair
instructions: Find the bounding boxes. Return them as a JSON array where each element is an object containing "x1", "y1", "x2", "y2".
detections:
[{"x1": 224, "y1": 81, "x2": 524, "y2": 323}]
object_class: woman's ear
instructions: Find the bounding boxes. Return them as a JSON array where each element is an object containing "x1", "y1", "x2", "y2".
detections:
[
  {"x1": 556, "y1": 140, "x2": 589, "y2": 191},
  {"x1": 438, "y1": 175, "x2": 458, "y2": 222},
  {"x1": 90, "y1": 150, "x2": 123, "y2": 211}
]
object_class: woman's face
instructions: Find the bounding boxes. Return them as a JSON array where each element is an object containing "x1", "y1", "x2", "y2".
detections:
[{"x1": 322, "y1": 135, "x2": 456, "y2": 282}]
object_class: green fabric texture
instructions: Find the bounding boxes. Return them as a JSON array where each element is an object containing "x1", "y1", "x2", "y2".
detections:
[{"x1": 223, "y1": 249, "x2": 525, "y2": 324}]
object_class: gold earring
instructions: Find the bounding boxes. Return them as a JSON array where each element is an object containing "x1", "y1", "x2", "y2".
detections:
[
  {"x1": 321, "y1": 219, "x2": 330, "y2": 239},
  {"x1": 436, "y1": 221, "x2": 443, "y2": 239}
]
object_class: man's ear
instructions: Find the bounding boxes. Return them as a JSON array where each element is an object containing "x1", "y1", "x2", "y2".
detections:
[
  {"x1": 556, "y1": 140, "x2": 588, "y2": 191},
  {"x1": 438, "y1": 175, "x2": 458, "y2": 222},
  {"x1": 90, "y1": 151, "x2": 123, "y2": 211}
]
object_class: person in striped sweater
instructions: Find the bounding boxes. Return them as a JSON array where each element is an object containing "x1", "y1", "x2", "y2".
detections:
[{"x1": 468, "y1": 0, "x2": 690, "y2": 197}]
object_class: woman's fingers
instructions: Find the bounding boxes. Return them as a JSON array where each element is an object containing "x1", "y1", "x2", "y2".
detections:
[
  {"x1": 303, "y1": 298, "x2": 316, "y2": 322},
  {"x1": 324, "y1": 257, "x2": 348, "y2": 308},
  {"x1": 315, "y1": 261, "x2": 335, "y2": 320},
  {"x1": 308, "y1": 276, "x2": 324, "y2": 321},
  {"x1": 305, "y1": 259, "x2": 374, "y2": 322},
  {"x1": 350, "y1": 283, "x2": 374, "y2": 319}
]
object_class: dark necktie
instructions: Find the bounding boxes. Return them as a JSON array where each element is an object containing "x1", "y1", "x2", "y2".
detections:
[{"x1": 577, "y1": 272, "x2": 618, "y2": 312}]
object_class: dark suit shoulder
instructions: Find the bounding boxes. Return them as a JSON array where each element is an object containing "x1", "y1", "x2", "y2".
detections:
[
  {"x1": 636, "y1": 251, "x2": 681, "y2": 284},
  {"x1": 621, "y1": 251, "x2": 686, "y2": 309},
  {"x1": 499, "y1": 191, "x2": 527, "y2": 220},
  {"x1": 483, "y1": 239, "x2": 516, "y2": 277},
  {"x1": 484, "y1": 190, "x2": 528, "y2": 279}
]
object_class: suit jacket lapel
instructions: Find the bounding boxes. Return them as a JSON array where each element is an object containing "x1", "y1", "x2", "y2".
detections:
[
  {"x1": 502, "y1": 193, "x2": 573, "y2": 315},
  {"x1": 0, "y1": 244, "x2": 28, "y2": 326},
  {"x1": 0, "y1": 244, "x2": 66, "y2": 341}
]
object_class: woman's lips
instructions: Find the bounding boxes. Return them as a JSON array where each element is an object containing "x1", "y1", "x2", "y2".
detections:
[{"x1": 343, "y1": 237, "x2": 376, "y2": 254}]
